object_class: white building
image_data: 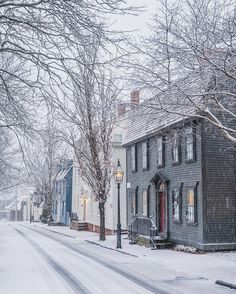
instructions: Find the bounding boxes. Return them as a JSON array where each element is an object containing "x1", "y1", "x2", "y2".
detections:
[{"x1": 71, "y1": 91, "x2": 140, "y2": 234}]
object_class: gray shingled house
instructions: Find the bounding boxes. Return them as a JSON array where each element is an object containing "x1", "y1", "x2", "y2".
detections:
[{"x1": 123, "y1": 85, "x2": 236, "y2": 251}]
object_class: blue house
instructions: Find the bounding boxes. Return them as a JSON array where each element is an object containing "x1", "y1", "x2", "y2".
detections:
[{"x1": 52, "y1": 160, "x2": 73, "y2": 226}]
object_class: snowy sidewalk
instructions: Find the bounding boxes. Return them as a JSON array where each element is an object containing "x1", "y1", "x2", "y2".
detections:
[{"x1": 27, "y1": 222, "x2": 236, "y2": 289}]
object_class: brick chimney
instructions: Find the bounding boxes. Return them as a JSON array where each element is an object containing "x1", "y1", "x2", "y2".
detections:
[{"x1": 131, "y1": 90, "x2": 140, "y2": 107}]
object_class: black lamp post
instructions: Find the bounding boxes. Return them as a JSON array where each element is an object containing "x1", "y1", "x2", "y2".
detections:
[{"x1": 114, "y1": 159, "x2": 124, "y2": 249}]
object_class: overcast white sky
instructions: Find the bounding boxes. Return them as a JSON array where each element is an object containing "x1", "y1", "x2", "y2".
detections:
[{"x1": 111, "y1": 0, "x2": 158, "y2": 37}]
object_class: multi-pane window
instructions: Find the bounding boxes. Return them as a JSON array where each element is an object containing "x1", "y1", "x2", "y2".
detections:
[
  {"x1": 131, "y1": 145, "x2": 136, "y2": 171},
  {"x1": 142, "y1": 141, "x2": 148, "y2": 169},
  {"x1": 142, "y1": 190, "x2": 148, "y2": 216},
  {"x1": 114, "y1": 134, "x2": 122, "y2": 143},
  {"x1": 131, "y1": 190, "x2": 135, "y2": 215},
  {"x1": 186, "y1": 126, "x2": 194, "y2": 160},
  {"x1": 172, "y1": 132, "x2": 179, "y2": 163},
  {"x1": 157, "y1": 136, "x2": 163, "y2": 166},
  {"x1": 172, "y1": 189, "x2": 181, "y2": 221},
  {"x1": 186, "y1": 188, "x2": 196, "y2": 223}
]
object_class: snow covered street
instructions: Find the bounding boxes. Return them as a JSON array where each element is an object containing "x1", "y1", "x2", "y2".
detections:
[{"x1": 0, "y1": 222, "x2": 235, "y2": 294}]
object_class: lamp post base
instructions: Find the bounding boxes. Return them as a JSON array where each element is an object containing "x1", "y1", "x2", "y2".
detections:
[{"x1": 116, "y1": 223, "x2": 122, "y2": 249}]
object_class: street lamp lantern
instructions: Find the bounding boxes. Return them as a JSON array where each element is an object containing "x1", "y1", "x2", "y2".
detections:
[
  {"x1": 114, "y1": 159, "x2": 124, "y2": 184},
  {"x1": 114, "y1": 159, "x2": 124, "y2": 249}
]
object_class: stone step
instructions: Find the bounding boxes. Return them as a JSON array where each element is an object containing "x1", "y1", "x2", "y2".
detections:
[
  {"x1": 155, "y1": 242, "x2": 172, "y2": 249},
  {"x1": 78, "y1": 222, "x2": 88, "y2": 231}
]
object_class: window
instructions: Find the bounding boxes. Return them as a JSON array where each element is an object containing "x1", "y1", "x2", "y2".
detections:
[
  {"x1": 157, "y1": 136, "x2": 164, "y2": 166},
  {"x1": 172, "y1": 188, "x2": 181, "y2": 222},
  {"x1": 172, "y1": 132, "x2": 180, "y2": 163},
  {"x1": 131, "y1": 145, "x2": 137, "y2": 171},
  {"x1": 185, "y1": 126, "x2": 195, "y2": 161},
  {"x1": 186, "y1": 188, "x2": 196, "y2": 223},
  {"x1": 142, "y1": 191, "x2": 148, "y2": 216},
  {"x1": 114, "y1": 134, "x2": 122, "y2": 143},
  {"x1": 142, "y1": 141, "x2": 148, "y2": 169}
]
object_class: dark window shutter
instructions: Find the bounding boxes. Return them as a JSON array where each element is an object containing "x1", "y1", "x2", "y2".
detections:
[
  {"x1": 135, "y1": 186, "x2": 138, "y2": 215},
  {"x1": 147, "y1": 139, "x2": 150, "y2": 170},
  {"x1": 179, "y1": 183, "x2": 183, "y2": 223},
  {"x1": 147, "y1": 186, "x2": 150, "y2": 217},
  {"x1": 172, "y1": 190, "x2": 175, "y2": 218},
  {"x1": 193, "y1": 124, "x2": 197, "y2": 161},
  {"x1": 178, "y1": 137, "x2": 181, "y2": 164},
  {"x1": 162, "y1": 136, "x2": 165, "y2": 166},
  {"x1": 194, "y1": 182, "x2": 199, "y2": 224},
  {"x1": 135, "y1": 144, "x2": 138, "y2": 171}
]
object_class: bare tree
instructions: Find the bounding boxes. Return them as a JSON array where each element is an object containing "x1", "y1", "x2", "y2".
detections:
[
  {"x1": 128, "y1": 0, "x2": 236, "y2": 143},
  {"x1": 0, "y1": 0, "x2": 137, "y2": 191},
  {"x1": 56, "y1": 36, "x2": 120, "y2": 240},
  {"x1": 25, "y1": 108, "x2": 65, "y2": 218}
]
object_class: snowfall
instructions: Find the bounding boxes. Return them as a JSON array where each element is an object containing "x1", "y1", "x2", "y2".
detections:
[{"x1": 1, "y1": 221, "x2": 236, "y2": 294}]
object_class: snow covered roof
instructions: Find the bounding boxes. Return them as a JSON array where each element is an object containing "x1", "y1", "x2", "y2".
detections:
[
  {"x1": 55, "y1": 165, "x2": 72, "y2": 181},
  {"x1": 123, "y1": 74, "x2": 206, "y2": 146},
  {"x1": 5, "y1": 195, "x2": 28, "y2": 210}
]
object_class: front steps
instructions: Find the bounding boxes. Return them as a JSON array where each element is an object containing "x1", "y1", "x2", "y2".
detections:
[
  {"x1": 78, "y1": 222, "x2": 88, "y2": 231},
  {"x1": 70, "y1": 221, "x2": 88, "y2": 231},
  {"x1": 131, "y1": 234, "x2": 172, "y2": 249},
  {"x1": 153, "y1": 237, "x2": 172, "y2": 249}
]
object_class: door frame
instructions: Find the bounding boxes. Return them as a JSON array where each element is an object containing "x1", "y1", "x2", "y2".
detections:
[{"x1": 156, "y1": 180, "x2": 169, "y2": 239}]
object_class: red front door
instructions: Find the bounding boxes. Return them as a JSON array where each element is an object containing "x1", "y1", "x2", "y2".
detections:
[{"x1": 159, "y1": 192, "x2": 165, "y2": 233}]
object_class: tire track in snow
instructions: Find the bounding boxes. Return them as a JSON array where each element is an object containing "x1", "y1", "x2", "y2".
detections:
[
  {"x1": 22, "y1": 224, "x2": 175, "y2": 294},
  {"x1": 11, "y1": 225, "x2": 92, "y2": 294}
]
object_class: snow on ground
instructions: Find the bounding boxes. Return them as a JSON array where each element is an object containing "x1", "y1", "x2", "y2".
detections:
[
  {"x1": 29, "y1": 221, "x2": 236, "y2": 287},
  {"x1": 0, "y1": 222, "x2": 73, "y2": 294},
  {"x1": 1, "y1": 222, "x2": 236, "y2": 294}
]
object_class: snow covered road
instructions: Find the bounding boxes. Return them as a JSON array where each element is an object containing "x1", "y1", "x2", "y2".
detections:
[{"x1": 0, "y1": 222, "x2": 234, "y2": 294}]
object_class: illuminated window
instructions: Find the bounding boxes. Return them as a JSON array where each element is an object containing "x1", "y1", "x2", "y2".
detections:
[
  {"x1": 172, "y1": 189, "x2": 181, "y2": 221},
  {"x1": 186, "y1": 188, "x2": 196, "y2": 223}
]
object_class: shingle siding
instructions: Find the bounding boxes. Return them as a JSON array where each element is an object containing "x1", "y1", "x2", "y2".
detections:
[
  {"x1": 127, "y1": 121, "x2": 204, "y2": 247},
  {"x1": 202, "y1": 121, "x2": 236, "y2": 245},
  {"x1": 126, "y1": 117, "x2": 236, "y2": 250}
]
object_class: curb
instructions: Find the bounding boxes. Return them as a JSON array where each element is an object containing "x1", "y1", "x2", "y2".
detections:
[
  {"x1": 31, "y1": 225, "x2": 138, "y2": 257},
  {"x1": 215, "y1": 280, "x2": 236, "y2": 290},
  {"x1": 85, "y1": 240, "x2": 138, "y2": 257}
]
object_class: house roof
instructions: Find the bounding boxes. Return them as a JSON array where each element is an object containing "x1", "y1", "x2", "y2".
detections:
[
  {"x1": 123, "y1": 73, "x2": 207, "y2": 146},
  {"x1": 55, "y1": 165, "x2": 72, "y2": 181}
]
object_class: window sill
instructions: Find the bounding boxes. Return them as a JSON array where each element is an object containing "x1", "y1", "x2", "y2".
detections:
[
  {"x1": 186, "y1": 221, "x2": 198, "y2": 226},
  {"x1": 173, "y1": 220, "x2": 182, "y2": 224},
  {"x1": 131, "y1": 170, "x2": 137, "y2": 173},
  {"x1": 142, "y1": 167, "x2": 149, "y2": 171},
  {"x1": 185, "y1": 158, "x2": 196, "y2": 163},
  {"x1": 171, "y1": 161, "x2": 180, "y2": 166}
]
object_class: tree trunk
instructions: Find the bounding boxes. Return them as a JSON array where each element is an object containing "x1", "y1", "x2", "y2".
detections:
[{"x1": 99, "y1": 202, "x2": 106, "y2": 241}]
